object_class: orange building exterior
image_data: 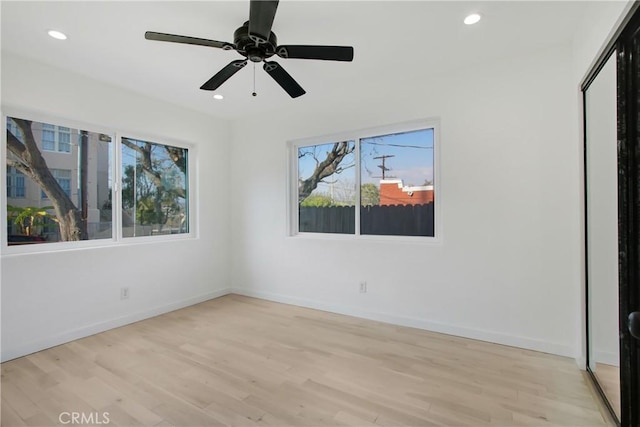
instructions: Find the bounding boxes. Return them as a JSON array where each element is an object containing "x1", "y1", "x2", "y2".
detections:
[{"x1": 379, "y1": 179, "x2": 434, "y2": 206}]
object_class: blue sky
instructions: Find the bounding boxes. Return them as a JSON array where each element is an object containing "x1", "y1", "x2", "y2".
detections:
[
  {"x1": 298, "y1": 128, "x2": 434, "y2": 202},
  {"x1": 361, "y1": 128, "x2": 434, "y2": 186}
]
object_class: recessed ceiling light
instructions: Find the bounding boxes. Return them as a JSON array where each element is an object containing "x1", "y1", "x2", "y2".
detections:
[
  {"x1": 213, "y1": 94, "x2": 224, "y2": 100},
  {"x1": 464, "y1": 13, "x2": 482, "y2": 25},
  {"x1": 47, "y1": 30, "x2": 67, "y2": 40}
]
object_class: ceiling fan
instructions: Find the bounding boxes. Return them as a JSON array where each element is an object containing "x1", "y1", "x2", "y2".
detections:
[{"x1": 145, "y1": 0, "x2": 354, "y2": 98}]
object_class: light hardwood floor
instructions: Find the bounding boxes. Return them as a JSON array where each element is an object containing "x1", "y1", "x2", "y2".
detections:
[
  {"x1": 593, "y1": 363, "x2": 620, "y2": 421},
  {"x1": 1, "y1": 295, "x2": 611, "y2": 426}
]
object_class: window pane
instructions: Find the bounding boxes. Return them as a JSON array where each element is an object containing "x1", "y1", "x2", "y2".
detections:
[
  {"x1": 360, "y1": 128, "x2": 435, "y2": 237},
  {"x1": 58, "y1": 129, "x2": 71, "y2": 153},
  {"x1": 15, "y1": 176, "x2": 25, "y2": 198},
  {"x1": 121, "y1": 137, "x2": 189, "y2": 238},
  {"x1": 5, "y1": 167, "x2": 25, "y2": 198},
  {"x1": 42, "y1": 129, "x2": 55, "y2": 151},
  {"x1": 298, "y1": 141, "x2": 356, "y2": 234},
  {"x1": 6, "y1": 174, "x2": 12, "y2": 197},
  {"x1": 6, "y1": 119, "x2": 22, "y2": 143},
  {"x1": 5, "y1": 117, "x2": 112, "y2": 244},
  {"x1": 53, "y1": 169, "x2": 71, "y2": 179}
]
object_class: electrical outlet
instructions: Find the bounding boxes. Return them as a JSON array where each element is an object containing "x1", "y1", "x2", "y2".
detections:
[
  {"x1": 120, "y1": 287, "x2": 130, "y2": 300},
  {"x1": 359, "y1": 282, "x2": 367, "y2": 293}
]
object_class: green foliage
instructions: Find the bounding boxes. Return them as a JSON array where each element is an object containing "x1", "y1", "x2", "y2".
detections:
[
  {"x1": 7, "y1": 205, "x2": 57, "y2": 236},
  {"x1": 300, "y1": 193, "x2": 336, "y2": 207},
  {"x1": 121, "y1": 158, "x2": 186, "y2": 228},
  {"x1": 301, "y1": 185, "x2": 381, "y2": 207},
  {"x1": 360, "y1": 183, "x2": 380, "y2": 206}
]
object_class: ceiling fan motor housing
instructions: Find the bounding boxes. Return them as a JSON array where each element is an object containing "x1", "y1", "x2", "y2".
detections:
[
  {"x1": 234, "y1": 22, "x2": 277, "y2": 62},
  {"x1": 144, "y1": 0, "x2": 353, "y2": 98}
]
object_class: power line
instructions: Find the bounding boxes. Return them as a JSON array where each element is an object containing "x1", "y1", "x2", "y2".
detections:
[{"x1": 363, "y1": 141, "x2": 433, "y2": 150}]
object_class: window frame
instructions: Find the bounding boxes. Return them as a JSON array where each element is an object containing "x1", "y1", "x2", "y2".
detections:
[
  {"x1": 287, "y1": 119, "x2": 441, "y2": 242},
  {"x1": 1, "y1": 109, "x2": 197, "y2": 254}
]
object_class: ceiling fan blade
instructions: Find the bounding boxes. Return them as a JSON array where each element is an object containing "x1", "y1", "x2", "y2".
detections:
[
  {"x1": 249, "y1": 0, "x2": 279, "y2": 44},
  {"x1": 263, "y1": 61, "x2": 305, "y2": 98},
  {"x1": 277, "y1": 45, "x2": 354, "y2": 62},
  {"x1": 145, "y1": 31, "x2": 234, "y2": 50},
  {"x1": 200, "y1": 60, "x2": 248, "y2": 91}
]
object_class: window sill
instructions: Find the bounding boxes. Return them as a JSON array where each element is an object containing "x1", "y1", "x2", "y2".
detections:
[
  {"x1": 288, "y1": 232, "x2": 442, "y2": 245},
  {"x1": 1, "y1": 233, "x2": 197, "y2": 257}
]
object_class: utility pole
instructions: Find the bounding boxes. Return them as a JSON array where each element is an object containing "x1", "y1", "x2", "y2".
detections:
[
  {"x1": 80, "y1": 130, "x2": 89, "y2": 227},
  {"x1": 373, "y1": 155, "x2": 395, "y2": 179}
]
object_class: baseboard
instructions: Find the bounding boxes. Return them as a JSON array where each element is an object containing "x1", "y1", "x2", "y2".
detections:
[
  {"x1": 232, "y1": 288, "x2": 577, "y2": 358},
  {"x1": 594, "y1": 350, "x2": 619, "y2": 367},
  {"x1": 1, "y1": 287, "x2": 232, "y2": 362}
]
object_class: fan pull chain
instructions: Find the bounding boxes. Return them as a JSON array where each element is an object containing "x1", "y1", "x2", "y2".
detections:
[{"x1": 252, "y1": 63, "x2": 257, "y2": 97}]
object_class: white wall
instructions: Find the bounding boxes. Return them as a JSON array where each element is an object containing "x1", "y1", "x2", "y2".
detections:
[
  {"x1": 0, "y1": 53, "x2": 232, "y2": 361},
  {"x1": 572, "y1": 0, "x2": 633, "y2": 86},
  {"x1": 230, "y1": 44, "x2": 581, "y2": 357}
]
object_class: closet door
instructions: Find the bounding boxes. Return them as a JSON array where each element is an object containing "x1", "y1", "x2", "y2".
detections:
[
  {"x1": 617, "y1": 8, "x2": 640, "y2": 426},
  {"x1": 584, "y1": 49, "x2": 620, "y2": 424},
  {"x1": 583, "y1": 5, "x2": 640, "y2": 425}
]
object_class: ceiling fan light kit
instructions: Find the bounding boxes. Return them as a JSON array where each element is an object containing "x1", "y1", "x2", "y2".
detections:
[{"x1": 145, "y1": 0, "x2": 354, "y2": 99}]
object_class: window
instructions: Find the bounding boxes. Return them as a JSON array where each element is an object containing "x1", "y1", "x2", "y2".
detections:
[
  {"x1": 42, "y1": 123, "x2": 71, "y2": 153},
  {"x1": 6, "y1": 118, "x2": 21, "y2": 142},
  {"x1": 121, "y1": 137, "x2": 189, "y2": 237},
  {"x1": 4, "y1": 114, "x2": 193, "y2": 248},
  {"x1": 6, "y1": 167, "x2": 26, "y2": 198},
  {"x1": 292, "y1": 120, "x2": 437, "y2": 238},
  {"x1": 6, "y1": 116, "x2": 112, "y2": 244}
]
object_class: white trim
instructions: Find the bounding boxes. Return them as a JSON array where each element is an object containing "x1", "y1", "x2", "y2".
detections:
[
  {"x1": 113, "y1": 132, "x2": 123, "y2": 243},
  {"x1": 233, "y1": 288, "x2": 577, "y2": 359},
  {"x1": 380, "y1": 179, "x2": 433, "y2": 191},
  {"x1": 285, "y1": 140, "x2": 297, "y2": 236},
  {"x1": 355, "y1": 137, "x2": 362, "y2": 236},
  {"x1": 0, "y1": 232, "x2": 196, "y2": 258},
  {"x1": 0, "y1": 288, "x2": 232, "y2": 362}
]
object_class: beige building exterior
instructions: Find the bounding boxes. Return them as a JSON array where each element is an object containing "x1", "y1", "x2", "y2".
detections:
[{"x1": 6, "y1": 118, "x2": 110, "y2": 239}]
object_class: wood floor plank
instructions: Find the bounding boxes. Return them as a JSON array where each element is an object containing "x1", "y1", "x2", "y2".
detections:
[
  {"x1": 2, "y1": 295, "x2": 611, "y2": 426},
  {"x1": 0, "y1": 400, "x2": 26, "y2": 427}
]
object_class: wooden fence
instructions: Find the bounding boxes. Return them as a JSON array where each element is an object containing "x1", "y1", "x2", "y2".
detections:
[{"x1": 299, "y1": 203, "x2": 434, "y2": 236}]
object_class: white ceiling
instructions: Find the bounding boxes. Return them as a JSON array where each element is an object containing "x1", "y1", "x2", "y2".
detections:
[{"x1": 1, "y1": 1, "x2": 589, "y2": 121}]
